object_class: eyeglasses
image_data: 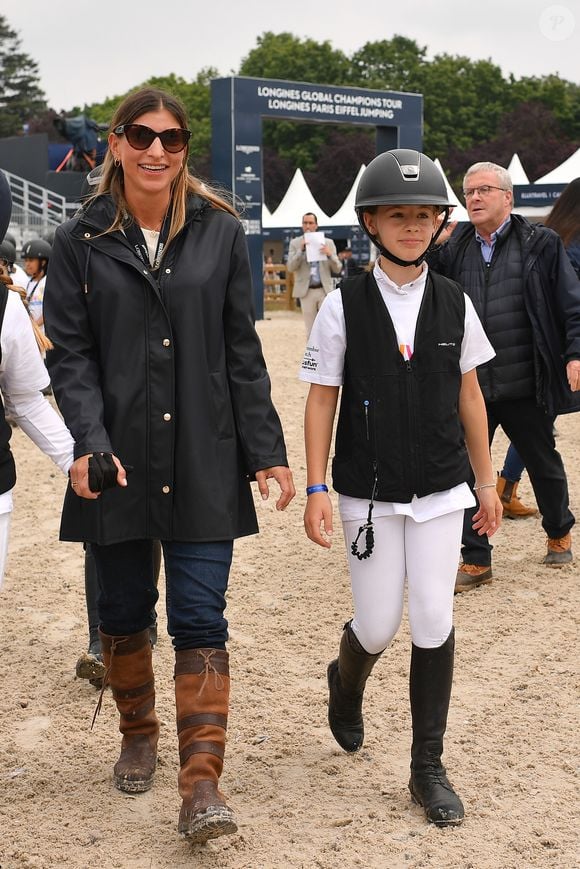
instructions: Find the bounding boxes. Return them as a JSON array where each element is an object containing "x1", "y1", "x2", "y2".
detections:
[
  {"x1": 114, "y1": 124, "x2": 191, "y2": 153},
  {"x1": 463, "y1": 185, "x2": 508, "y2": 200}
]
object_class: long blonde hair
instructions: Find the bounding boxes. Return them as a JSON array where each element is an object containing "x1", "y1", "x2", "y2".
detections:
[
  {"x1": 87, "y1": 87, "x2": 238, "y2": 248},
  {"x1": 0, "y1": 268, "x2": 53, "y2": 354}
]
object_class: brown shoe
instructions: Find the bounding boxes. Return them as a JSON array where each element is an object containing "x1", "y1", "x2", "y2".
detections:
[
  {"x1": 455, "y1": 563, "x2": 492, "y2": 593},
  {"x1": 543, "y1": 533, "x2": 573, "y2": 566},
  {"x1": 496, "y1": 475, "x2": 538, "y2": 519},
  {"x1": 178, "y1": 780, "x2": 237, "y2": 843}
]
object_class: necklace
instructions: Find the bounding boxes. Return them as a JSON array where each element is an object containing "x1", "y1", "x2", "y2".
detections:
[
  {"x1": 138, "y1": 216, "x2": 165, "y2": 232},
  {"x1": 123, "y1": 205, "x2": 168, "y2": 232}
]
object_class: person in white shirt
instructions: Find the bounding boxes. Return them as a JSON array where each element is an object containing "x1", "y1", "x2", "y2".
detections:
[
  {"x1": 0, "y1": 283, "x2": 74, "y2": 587},
  {"x1": 300, "y1": 150, "x2": 502, "y2": 828},
  {"x1": 22, "y1": 238, "x2": 51, "y2": 331},
  {"x1": 0, "y1": 173, "x2": 74, "y2": 588}
]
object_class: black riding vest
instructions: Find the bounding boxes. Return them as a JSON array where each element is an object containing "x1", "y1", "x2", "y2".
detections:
[
  {"x1": 332, "y1": 271, "x2": 469, "y2": 502},
  {"x1": 0, "y1": 284, "x2": 17, "y2": 495}
]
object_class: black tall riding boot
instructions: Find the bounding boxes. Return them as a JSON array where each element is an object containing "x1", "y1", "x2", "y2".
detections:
[
  {"x1": 327, "y1": 620, "x2": 382, "y2": 752},
  {"x1": 408, "y1": 627, "x2": 464, "y2": 826}
]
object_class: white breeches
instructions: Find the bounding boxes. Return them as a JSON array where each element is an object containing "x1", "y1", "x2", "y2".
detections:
[
  {"x1": 0, "y1": 512, "x2": 12, "y2": 591},
  {"x1": 343, "y1": 510, "x2": 463, "y2": 652}
]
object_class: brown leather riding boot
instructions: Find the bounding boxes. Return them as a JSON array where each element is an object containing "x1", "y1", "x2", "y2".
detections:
[
  {"x1": 496, "y1": 474, "x2": 538, "y2": 519},
  {"x1": 174, "y1": 648, "x2": 237, "y2": 844},
  {"x1": 98, "y1": 628, "x2": 159, "y2": 793}
]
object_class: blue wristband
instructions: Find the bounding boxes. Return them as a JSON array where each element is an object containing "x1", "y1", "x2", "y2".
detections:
[{"x1": 306, "y1": 484, "x2": 329, "y2": 495}]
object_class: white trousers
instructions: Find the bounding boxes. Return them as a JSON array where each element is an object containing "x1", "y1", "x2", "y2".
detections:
[
  {"x1": 300, "y1": 287, "x2": 326, "y2": 337},
  {"x1": 0, "y1": 512, "x2": 12, "y2": 591},
  {"x1": 343, "y1": 510, "x2": 463, "y2": 653}
]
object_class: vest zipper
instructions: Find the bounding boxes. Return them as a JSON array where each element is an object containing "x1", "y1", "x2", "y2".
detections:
[
  {"x1": 405, "y1": 357, "x2": 423, "y2": 495},
  {"x1": 483, "y1": 261, "x2": 496, "y2": 396}
]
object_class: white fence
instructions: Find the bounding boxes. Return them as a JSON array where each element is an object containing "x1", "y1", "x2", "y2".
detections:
[{"x1": 3, "y1": 170, "x2": 79, "y2": 248}]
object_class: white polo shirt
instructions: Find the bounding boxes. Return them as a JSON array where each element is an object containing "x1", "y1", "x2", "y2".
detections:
[{"x1": 0, "y1": 290, "x2": 74, "y2": 516}]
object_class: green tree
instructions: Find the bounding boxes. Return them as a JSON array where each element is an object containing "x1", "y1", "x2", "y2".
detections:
[
  {"x1": 305, "y1": 129, "x2": 375, "y2": 215},
  {"x1": 0, "y1": 14, "x2": 47, "y2": 137},
  {"x1": 349, "y1": 36, "x2": 427, "y2": 91},
  {"x1": 421, "y1": 54, "x2": 511, "y2": 158},
  {"x1": 509, "y1": 74, "x2": 580, "y2": 140},
  {"x1": 239, "y1": 31, "x2": 350, "y2": 86},
  {"x1": 444, "y1": 102, "x2": 577, "y2": 184}
]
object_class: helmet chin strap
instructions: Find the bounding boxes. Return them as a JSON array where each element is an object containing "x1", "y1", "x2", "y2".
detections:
[
  {"x1": 375, "y1": 242, "x2": 428, "y2": 268},
  {"x1": 367, "y1": 206, "x2": 451, "y2": 269}
]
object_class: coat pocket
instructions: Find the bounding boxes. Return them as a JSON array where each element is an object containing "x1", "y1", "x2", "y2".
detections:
[{"x1": 209, "y1": 371, "x2": 235, "y2": 440}]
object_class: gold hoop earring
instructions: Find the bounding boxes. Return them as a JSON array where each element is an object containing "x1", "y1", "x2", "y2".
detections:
[{"x1": 114, "y1": 158, "x2": 120, "y2": 168}]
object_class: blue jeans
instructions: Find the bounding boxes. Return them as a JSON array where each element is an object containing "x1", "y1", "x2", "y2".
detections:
[
  {"x1": 501, "y1": 442, "x2": 526, "y2": 482},
  {"x1": 91, "y1": 539, "x2": 233, "y2": 650}
]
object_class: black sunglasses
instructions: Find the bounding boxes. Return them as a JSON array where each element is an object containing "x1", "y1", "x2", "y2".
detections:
[{"x1": 114, "y1": 123, "x2": 191, "y2": 153}]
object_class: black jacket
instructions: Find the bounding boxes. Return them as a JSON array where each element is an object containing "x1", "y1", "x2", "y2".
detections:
[
  {"x1": 429, "y1": 215, "x2": 580, "y2": 416},
  {"x1": 44, "y1": 194, "x2": 288, "y2": 544}
]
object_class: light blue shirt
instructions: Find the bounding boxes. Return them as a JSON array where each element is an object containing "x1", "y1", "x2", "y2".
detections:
[{"x1": 475, "y1": 216, "x2": 511, "y2": 263}]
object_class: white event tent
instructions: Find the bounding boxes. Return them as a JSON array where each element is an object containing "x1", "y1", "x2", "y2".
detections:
[
  {"x1": 507, "y1": 153, "x2": 550, "y2": 218},
  {"x1": 507, "y1": 153, "x2": 530, "y2": 185},
  {"x1": 534, "y1": 147, "x2": 580, "y2": 184},
  {"x1": 433, "y1": 159, "x2": 469, "y2": 222},
  {"x1": 326, "y1": 164, "x2": 366, "y2": 227},
  {"x1": 263, "y1": 160, "x2": 472, "y2": 228},
  {"x1": 263, "y1": 168, "x2": 329, "y2": 229}
]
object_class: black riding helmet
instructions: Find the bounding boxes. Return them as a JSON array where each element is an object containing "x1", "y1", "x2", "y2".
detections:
[
  {"x1": 22, "y1": 238, "x2": 52, "y2": 261},
  {"x1": 355, "y1": 149, "x2": 452, "y2": 268},
  {"x1": 0, "y1": 239, "x2": 17, "y2": 265}
]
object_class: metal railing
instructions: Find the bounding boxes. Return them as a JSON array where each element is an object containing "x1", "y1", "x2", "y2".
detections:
[{"x1": 3, "y1": 170, "x2": 80, "y2": 246}]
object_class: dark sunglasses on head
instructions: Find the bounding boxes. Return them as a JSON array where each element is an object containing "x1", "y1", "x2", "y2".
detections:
[{"x1": 114, "y1": 123, "x2": 191, "y2": 153}]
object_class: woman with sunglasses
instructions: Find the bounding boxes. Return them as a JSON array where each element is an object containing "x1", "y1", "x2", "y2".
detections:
[{"x1": 43, "y1": 87, "x2": 294, "y2": 844}]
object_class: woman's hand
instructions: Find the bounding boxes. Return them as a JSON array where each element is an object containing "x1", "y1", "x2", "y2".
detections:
[
  {"x1": 472, "y1": 487, "x2": 503, "y2": 537},
  {"x1": 254, "y1": 466, "x2": 295, "y2": 510},
  {"x1": 566, "y1": 359, "x2": 580, "y2": 391},
  {"x1": 69, "y1": 453, "x2": 128, "y2": 499},
  {"x1": 304, "y1": 491, "x2": 333, "y2": 548}
]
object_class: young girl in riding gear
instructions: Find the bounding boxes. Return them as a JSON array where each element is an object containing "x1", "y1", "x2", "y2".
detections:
[{"x1": 300, "y1": 149, "x2": 502, "y2": 826}]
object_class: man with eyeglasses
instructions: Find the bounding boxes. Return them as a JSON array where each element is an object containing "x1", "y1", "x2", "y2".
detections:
[{"x1": 429, "y1": 161, "x2": 580, "y2": 591}]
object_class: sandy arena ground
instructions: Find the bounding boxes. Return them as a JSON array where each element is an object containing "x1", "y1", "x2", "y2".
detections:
[{"x1": 0, "y1": 309, "x2": 578, "y2": 869}]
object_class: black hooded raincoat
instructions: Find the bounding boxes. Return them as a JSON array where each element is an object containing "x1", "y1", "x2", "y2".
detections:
[{"x1": 44, "y1": 194, "x2": 288, "y2": 545}]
